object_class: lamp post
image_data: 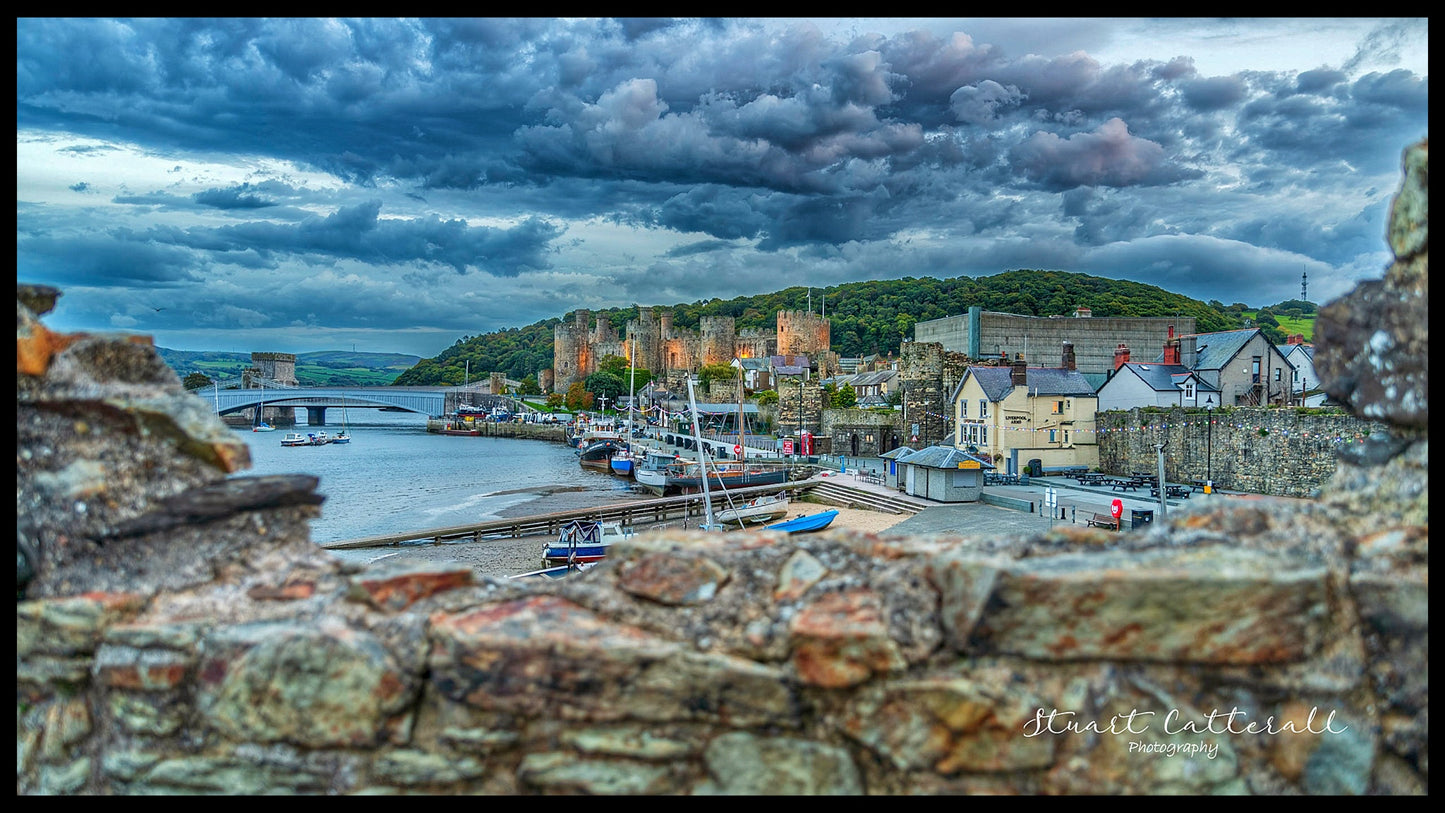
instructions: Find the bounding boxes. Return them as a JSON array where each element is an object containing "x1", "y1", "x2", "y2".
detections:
[
  {"x1": 797, "y1": 373, "x2": 804, "y2": 460},
  {"x1": 1204, "y1": 395, "x2": 1215, "y2": 494}
]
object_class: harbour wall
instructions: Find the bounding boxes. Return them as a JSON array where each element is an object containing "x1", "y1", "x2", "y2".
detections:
[
  {"x1": 14, "y1": 139, "x2": 1428, "y2": 795},
  {"x1": 1097, "y1": 406, "x2": 1381, "y2": 497}
]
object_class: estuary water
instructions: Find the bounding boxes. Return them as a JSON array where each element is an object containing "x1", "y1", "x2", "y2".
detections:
[{"x1": 231, "y1": 409, "x2": 642, "y2": 546}]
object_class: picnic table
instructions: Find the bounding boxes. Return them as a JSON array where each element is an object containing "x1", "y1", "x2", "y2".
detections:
[
  {"x1": 1075, "y1": 472, "x2": 1109, "y2": 486},
  {"x1": 1108, "y1": 478, "x2": 1141, "y2": 492},
  {"x1": 985, "y1": 472, "x2": 1021, "y2": 486},
  {"x1": 1151, "y1": 484, "x2": 1192, "y2": 499}
]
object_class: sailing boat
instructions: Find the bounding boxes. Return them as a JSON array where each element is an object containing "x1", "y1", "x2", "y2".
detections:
[
  {"x1": 609, "y1": 348, "x2": 638, "y2": 476},
  {"x1": 252, "y1": 383, "x2": 275, "y2": 432},
  {"x1": 685, "y1": 376, "x2": 725, "y2": 532},
  {"x1": 714, "y1": 377, "x2": 790, "y2": 526},
  {"x1": 331, "y1": 396, "x2": 351, "y2": 444}
]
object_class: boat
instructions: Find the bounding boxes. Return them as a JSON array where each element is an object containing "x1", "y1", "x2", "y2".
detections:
[
  {"x1": 635, "y1": 449, "x2": 681, "y2": 495},
  {"x1": 663, "y1": 462, "x2": 790, "y2": 494},
  {"x1": 508, "y1": 562, "x2": 595, "y2": 581},
  {"x1": 716, "y1": 492, "x2": 791, "y2": 527},
  {"x1": 578, "y1": 438, "x2": 623, "y2": 470},
  {"x1": 609, "y1": 447, "x2": 635, "y2": 477},
  {"x1": 542, "y1": 519, "x2": 633, "y2": 566},
  {"x1": 281, "y1": 433, "x2": 308, "y2": 447},
  {"x1": 765, "y1": 509, "x2": 839, "y2": 534},
  {"x1": 331, "y1": 400, "x2": 351, "y2": 444},
  {"x1": 252, "y1": 384, "x2": 275, "y2": 431}
]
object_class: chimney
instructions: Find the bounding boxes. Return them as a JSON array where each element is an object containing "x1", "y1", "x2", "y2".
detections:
[
  {"x1": 1062, "y1": 341, "x2": 1076, "y2": 371},
  {"x1": 1181, "y1": 335, "x2": 1197, "y2": 369},
  {"x1": 1162, "y1": 325, "x2": 1180, "y2": 365},
  {"x1": 1287, "y1": 333, "x2": 1304, "y2": 345},
  {"x1": 1011, "y1": 353, "x2": 1028, "y2": 387},
  {"x1": 1113, "y1": 343, "x2": 1131, "y2": 371}
]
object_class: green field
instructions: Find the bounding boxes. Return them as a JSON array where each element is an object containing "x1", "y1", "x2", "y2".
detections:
[{"x1": 1242, "y1": 312, "x2": 1314, "y2": 341}]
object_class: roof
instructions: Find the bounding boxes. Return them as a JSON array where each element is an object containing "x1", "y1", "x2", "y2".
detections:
[
  {"x1": 734, "y1": 358, "x2": 771, "y2": 371},
  {"x1": 1113, "y1": 362, "x2": 1219, "y2": 393},
  {"x1": 879, "y1": 445, "x2": 917, "y2": 459},
  {"x1": 1158, "y1": 328, "x2": 1259, "y2": 369},
  {"x1": 958, "y1": 365, "x2": 1096, "y2": 401},
  {"x1": 961, "y1": 366, "x2": 1016, "y2": 402},
  {"x1": 897, "y1": 445, "x2": 995, "y2": 470}
]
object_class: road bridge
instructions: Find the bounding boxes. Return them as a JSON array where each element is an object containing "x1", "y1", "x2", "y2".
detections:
[{"x1": 202, "y1": 386, "x2": 534, "y2": 426}]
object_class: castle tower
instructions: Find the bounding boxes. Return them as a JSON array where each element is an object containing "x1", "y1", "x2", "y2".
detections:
[{"x1": 700, "y1": 315, "x2": 736, "y2": 367}]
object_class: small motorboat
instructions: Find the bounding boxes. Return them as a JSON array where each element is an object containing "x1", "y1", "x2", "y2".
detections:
[
  {"x1": 280, "y1": 433, "x2": 308, "y2": 447},
  {"x1": 542, "y1": 519, "x2": 633, "y2": 566},
  {"x1": 765, "y1": 509, "x2": 839, "y2": 534}
]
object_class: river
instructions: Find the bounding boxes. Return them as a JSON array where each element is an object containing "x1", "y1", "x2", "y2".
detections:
[{"x1": 230, "y1": 408, "x2": 646, "y2": 546}]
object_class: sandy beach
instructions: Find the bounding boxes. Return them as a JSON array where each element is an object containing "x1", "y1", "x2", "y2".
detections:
[{"x1": 330, "y1": 500, "x2": 911, "y2": 579}]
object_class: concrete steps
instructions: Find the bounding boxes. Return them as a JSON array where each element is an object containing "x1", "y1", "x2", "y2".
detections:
[{"x1": 804, "y1": 480, "x2": 928, "y2": 515}]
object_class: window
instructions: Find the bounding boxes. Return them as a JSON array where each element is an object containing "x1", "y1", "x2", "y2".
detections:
[
  {"x1": 979, "y1": 399, "x2": 988, "y2": 418},
  {"x1": 1252, "y1": 356, "x2": 1261, "y2": 383},
  {"x1": 981, "y1": 426, "x2": 988, "y2": 446},
  {"x1": 961, "y1": 400, "x2": 967, "y2": 418},
  {"x1": 1048, "y1": 429, "x2": 1057, "y2": 443},
  {"x1": 1184, "y1": 382, "x2": 1195, "y2": 400},
  {"x1": 1051, "y1": 400, "x2": 1064, "y2": 414},
  {"x1": 1275, "y1": 368, "x2": 1282, "y2": 381},
  {"x1": 1063, "y1": 430, "x2": 1070, "y2": 444}
]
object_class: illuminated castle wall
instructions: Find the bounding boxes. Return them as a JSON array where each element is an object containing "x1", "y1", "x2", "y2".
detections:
[{"x1": 551, "y1": 307, "x2": 833, "y2": 392}]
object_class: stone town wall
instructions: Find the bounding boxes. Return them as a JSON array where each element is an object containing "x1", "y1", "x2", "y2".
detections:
[
  {"x1": 15, "y1": 140, "x2": 1428, "y2": 795},
  {"x1": 821, "y1": 408, "x2": 904, "y2": 459},
  {"x1": 1098, "y1": 407, "x2": 1381, "y2": 497}
]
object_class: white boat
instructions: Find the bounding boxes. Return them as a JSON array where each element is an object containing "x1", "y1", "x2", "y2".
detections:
[
  {"x1": 331, "y1": 400, "x2": 351, "y2": 444},
  {"x1": 252, "y1": 384, "x2": 276, "y2": 431},
  {"x1": 635, "y1": 449, "x2": 683, "y2": 495},
  {"x1": 281, "y1": 433, "x2": 308, "y2": 447},
  {"x1": 716, "y1": 493, "x2": 791, "y2": 526}
]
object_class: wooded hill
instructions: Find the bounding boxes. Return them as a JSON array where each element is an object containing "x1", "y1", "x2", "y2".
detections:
[{"x1": 393, "y1": 270, "x2": 1309, "y2": 387}]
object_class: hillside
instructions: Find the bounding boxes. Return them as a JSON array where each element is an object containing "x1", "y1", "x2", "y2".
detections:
[
  {"x1": 158, "y1": 349, "x2": 420, "y2": 387},
  {"x1": 392, "y1": 270, "x2": 1310, "y2": 386}
]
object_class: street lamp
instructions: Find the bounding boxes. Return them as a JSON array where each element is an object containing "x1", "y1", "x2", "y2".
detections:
[{"x1": 1204, "y1": 395, "x2": 1215, "y2": 494}]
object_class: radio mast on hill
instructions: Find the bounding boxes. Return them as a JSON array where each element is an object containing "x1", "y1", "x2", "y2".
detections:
[{"x1": 1302, "y1": 269, "x2": 1308, "y2": 302}]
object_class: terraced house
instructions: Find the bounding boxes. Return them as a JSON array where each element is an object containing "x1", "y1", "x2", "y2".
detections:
[{"x1": 952, "y1": 343, "x2": 1100, "y2": 477}]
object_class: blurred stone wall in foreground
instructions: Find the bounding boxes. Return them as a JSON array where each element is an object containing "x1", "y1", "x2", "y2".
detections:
[{"x1": 17, "y1": 140, "x2": 1427, "y2": 795}]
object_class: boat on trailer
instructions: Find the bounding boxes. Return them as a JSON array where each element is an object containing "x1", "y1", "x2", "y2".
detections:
[{"x1": 715, "y1": 492, "x2": 791, "y2": 527}]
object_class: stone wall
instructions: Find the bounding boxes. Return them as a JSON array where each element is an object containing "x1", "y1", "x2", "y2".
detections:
[
  {"x1": 1098, "y1": 406, "x2": 1381, "y2": 497},
  {"x1": 15, "y1": 139, "x2": 1428, "y2": 795}
]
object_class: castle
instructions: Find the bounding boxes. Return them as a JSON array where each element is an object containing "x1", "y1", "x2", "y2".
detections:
[{"x1": 551, "y1": 306, "x2": 833, "y2": 392}]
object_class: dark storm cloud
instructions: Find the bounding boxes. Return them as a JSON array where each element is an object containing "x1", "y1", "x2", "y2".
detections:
[{"x1": 1009, "y1": 118, "x2": 1199, "y2": 191}]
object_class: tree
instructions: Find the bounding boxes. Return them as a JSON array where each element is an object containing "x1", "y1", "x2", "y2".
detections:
[
  {"x1": 517, "y1": 375, "x2": 541, "y2": 396},
  {"x1": 584, "y1": 370, "x2": 626, "y2": 405},
  {"x1": 697, "y1": 363, "x2": 738, "y2": 392},
  {"x1": 182, "y1": 372, "x2": 213, "y2": 391},
  {"x1": 835, "y1": 383, "x2": 857, "y2": 408},
  {"x1": 546, "y1": 392, "x2": 564, "y2": 409},
  {"x1": 755, "y1": 389, "x2": 779, "y2": 406},
  {"x1": 564, "y1": 382, "x2": 593, "y2": 412}
]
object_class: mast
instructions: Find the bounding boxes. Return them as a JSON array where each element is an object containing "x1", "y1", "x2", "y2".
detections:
[
  {"x1": 685, "y1": 376, "x2": 717, "y2": 530},
  {"x1": 737, "y1": 374, "x2": 745, "y2": 460}
]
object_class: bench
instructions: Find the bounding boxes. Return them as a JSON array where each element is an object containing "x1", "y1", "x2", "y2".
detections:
[{"x1": 1086, "y1": 513, "x2": 1120, "y2": 530}]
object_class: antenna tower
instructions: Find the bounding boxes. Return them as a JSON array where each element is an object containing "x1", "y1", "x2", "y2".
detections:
[{"x1": 1301, "y1": 269, "x2": 1308, "y2": 302}]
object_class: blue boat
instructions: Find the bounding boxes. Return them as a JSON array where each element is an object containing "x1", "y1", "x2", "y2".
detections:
[
  {"x1": 541, "y1": 519, "x2": 633, "y2": 566},
  {"x1": 764, "y1": 509, "x2": 839, "y2": 534}
]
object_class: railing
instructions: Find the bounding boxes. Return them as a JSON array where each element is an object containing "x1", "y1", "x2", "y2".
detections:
[{"x1": 321, "y1": 480, "x2": 815, "y2": 549}]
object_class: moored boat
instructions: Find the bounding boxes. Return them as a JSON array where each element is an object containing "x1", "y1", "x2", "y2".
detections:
[
  {"x1": 609, "y1": 447, "x2": 635, "y2": 477},
  {"x1": 664, "y1": 462, "x2": 790, "y2": 494},
  {"x1": 635, "y1": 449, "x2": 680, "y2": 495},
  {"x1": 281, "y1": 433, "x2": 308, "y2": 447},
  {"x1": 578, "y1": 439, "x2": 624, "y2": 470}
]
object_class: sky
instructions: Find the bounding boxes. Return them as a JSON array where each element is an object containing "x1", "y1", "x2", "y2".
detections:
[{"x1": 17, "y1": 17, "x2": 1429, "y2": 358}]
